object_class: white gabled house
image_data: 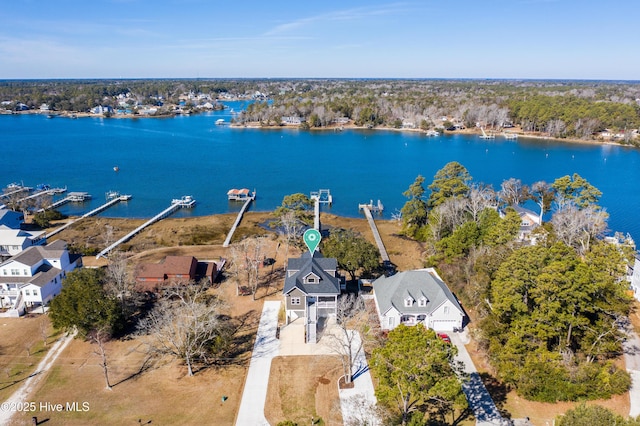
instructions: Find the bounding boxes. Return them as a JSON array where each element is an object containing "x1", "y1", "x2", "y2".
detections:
[
  {"x1": 0, "y1": 240, "x2": 81, "y2": 316},
  {"x1": 0, "y1": 227, "x2": 47, "y2": 257},
  {"x1": 372, "y1": 268, "x2": 465, "y2": 331}
]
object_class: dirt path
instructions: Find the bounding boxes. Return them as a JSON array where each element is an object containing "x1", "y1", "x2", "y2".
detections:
[{"x1": 0, "y1": 331, "x2": 76, "y2": 424}]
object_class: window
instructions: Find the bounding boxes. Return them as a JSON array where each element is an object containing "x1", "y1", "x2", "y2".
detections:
[
  {"x1": 10, "y1": 269, "x2": 19, "y2": 276},
  {"x1": 306, "y1": 277, "x2": 317, "y2": 284},
  {"x1": 388, "y1": 317, "x2": 395, "y2": 327},
  {"x1": 290, "y1": 297, "x2": 301, "y2": 305},
  {"x1": 418, "y1": 297, "x2": 427, "y2": 307},
  {"x1": 25, "y1": 290, "x2": 30, "y2": 296},
  {"x1": 444, "y1": 306, "x2": 450, "y2": 315},
  {"x1": 32, "y1": 289, "x2": 38, "y2": 296},
  {"x1": 404, "y1": 297, "x2": 413, "y2": 307},
  {"x1": 24, "y1": 269, "x2": 28, "y2": 275}
]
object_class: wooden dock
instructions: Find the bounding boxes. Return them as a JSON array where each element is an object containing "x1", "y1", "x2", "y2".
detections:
[
  {"x1": 38, "y1": 192, "x2": 91, "y2": 212},
  {"x1": 361, "y1": 206, "x2": 391, "y2": 265},
  {"x1": 46, "y1": 195, "x2": 131, "y2": 239},
  {"x1": 96, "y1": 196, "x2": 193, "y2": 259},
  {"x1": 223, "y1": 193, "x2": 255, "y2": 247}
]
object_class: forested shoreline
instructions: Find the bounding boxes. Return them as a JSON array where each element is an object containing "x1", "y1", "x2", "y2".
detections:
[{"x1": 1, "y1": 79, "x2": 639, "y2": 144}]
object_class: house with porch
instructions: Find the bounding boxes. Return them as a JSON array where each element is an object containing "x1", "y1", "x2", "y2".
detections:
[
  {"x1": 373, "y1": 268, "x2": 465, "y2": 331},
  {"x1": 0, "y1": 240, "x2": 81, "y2": 316},
  {"x1": 283, "y1": 252, "x2": 343, "y2": 343}
]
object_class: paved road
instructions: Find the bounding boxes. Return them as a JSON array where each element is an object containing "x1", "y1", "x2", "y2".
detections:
[
  {"x1": 235, "y1": 301, "x2": 281, "y2": 426},
  {"x1": 450, "y1": 333, "x2": 508, "y2": 426},
  {"x1": 623, "y1": 329, "x2": 640, "y2": 418}
]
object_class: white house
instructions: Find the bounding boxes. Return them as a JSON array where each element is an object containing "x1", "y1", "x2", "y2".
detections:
[
  {"x1": 372, "y1": 268, "x2": 465, "y2": 331},
  {"x1": 0, "y1": 227, "x2": 47, "y2": 257},
  {"x1": 281, "y1": 116, "x2": 305, "y2": 126},
  {"x1": 0, "y1": 240, "x2": 81, "y2": 315}
]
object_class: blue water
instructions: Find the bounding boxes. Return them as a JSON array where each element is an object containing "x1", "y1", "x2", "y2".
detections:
[{"x1": 2, "y1": 103, "x2": 639, "y2": 241}]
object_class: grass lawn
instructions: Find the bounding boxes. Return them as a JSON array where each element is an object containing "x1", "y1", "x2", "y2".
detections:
[
  {"x1": 265, "y1": 356, "x2": 343, "y2": 426},
  {"x1": 0, "y1": 315, "x2": 59, "y2": 403}
]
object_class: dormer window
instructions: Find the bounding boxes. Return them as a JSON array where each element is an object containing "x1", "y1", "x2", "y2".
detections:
[
  {"x1": 304, "y1": 273, "x2": 320, "y2": 284},
  {"x1": 404, "y1": 297, "x2": 413, "y2": 307},
  {"x1": 418, "y1": 297, "x2": 427, "y2": 307}
]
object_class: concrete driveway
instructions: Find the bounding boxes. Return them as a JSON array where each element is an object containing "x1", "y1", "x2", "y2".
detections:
[
  {"x1": 450, "y1": 332, "x2": 508, "y2": 426},
  {"x1": 624, "y1": 329, "x2": 640, "y2": 417},
  {"x1": 235, "y1": 300, "x2": 281, "y2": 426}
]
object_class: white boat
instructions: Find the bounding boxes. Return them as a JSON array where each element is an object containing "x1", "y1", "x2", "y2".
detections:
[
  {"x1": 216, "y1": 118, "x2": 225, "y2": 125},
  {"x1": 106, "y1": 190, "x2": 120, "y2": 200},
  {"x1": 426, "y1": 130, "x2": 440, "y2": 137},
  {"x1": 172, "y1": 195, "x2": 196, "y2": 207},
  {"x1": 503, "y1": 132, "x2": 518, "y2": 139}
]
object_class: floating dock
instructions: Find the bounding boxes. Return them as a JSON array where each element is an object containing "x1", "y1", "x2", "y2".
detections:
[
  {"x1": 46, "y1": 194, "x2": 132, "y2": 239},
  {"x1": 223, "y1": 191, "x2": 256, "y2": 247},
  {"x1": 96, "y1": 196, "x2": 194, "y2": 259},
  {"x1": 310, "y1": 189, "x2": 332, "y2": 231},
  {"x1": 361, "y1": 205, "x2": 391, "y2": 267}
]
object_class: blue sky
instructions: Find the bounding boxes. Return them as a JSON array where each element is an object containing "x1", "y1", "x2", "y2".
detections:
[{"x1": 1, "y1": 0, "x2": 638, "y2": 80}]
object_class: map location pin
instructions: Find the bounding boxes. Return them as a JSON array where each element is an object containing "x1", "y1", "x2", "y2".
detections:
[{"x1": 303, "y1": 229, "x2": 321, "y2": 255}]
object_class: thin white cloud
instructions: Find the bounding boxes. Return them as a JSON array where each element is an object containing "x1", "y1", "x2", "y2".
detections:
[{"x1": 263, "y1": 2, "x2": 413, "y2": 36}]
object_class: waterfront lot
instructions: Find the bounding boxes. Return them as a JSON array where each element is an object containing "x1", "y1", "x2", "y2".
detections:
[{"x1": 7, "y1": 212, "x2": 637, "y2": 424}]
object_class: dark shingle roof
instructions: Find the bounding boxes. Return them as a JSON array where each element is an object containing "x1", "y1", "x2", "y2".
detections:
[{"x1": 283, "y1": 252, "x2": 340, "y2": 296}]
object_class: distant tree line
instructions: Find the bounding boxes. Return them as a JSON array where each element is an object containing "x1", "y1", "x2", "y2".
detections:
[{"x1": 2, "y1": 79, "x2": 639, "y2": 143}]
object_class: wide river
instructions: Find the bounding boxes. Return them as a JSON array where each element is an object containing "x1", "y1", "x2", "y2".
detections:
[{"x1": 2, "y1": 102, "x2": 640, "y2": 242}]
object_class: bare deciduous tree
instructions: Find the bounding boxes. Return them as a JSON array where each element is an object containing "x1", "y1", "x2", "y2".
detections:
[
  {"x1": 91, "y1": 327, "x2": 112, "y2": 390},
  {"x1": 326, "y1": 293, "x2": 367, "y2": 385},
  {"x1": 280, "y1": 210, "x2": 304, "y2": 265},
  {"x1": 105, "y1": 251, "x2": 134, "y2": 314},
  {"x1": 466, "y1": 184, "x2": 496, "y2": 222},
  {"x1": 499, "y1": 178, "x2": 528, "y2": 206},
  {"x1": 551, "y1": 204, "x2": 608, "y2": 255},
  {"x1": 137, "y1": 284, "x2": 224, "y2": 377}
]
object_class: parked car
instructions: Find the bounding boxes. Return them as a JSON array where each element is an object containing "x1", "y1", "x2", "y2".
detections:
[{"x1": 437, "y1": 332, "x2": 451, "y2": 344}]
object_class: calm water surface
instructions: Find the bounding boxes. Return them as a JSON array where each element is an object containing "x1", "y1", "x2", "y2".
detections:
[{"x1": 2, "y1": 103, "x2": 639, "y2": 241}]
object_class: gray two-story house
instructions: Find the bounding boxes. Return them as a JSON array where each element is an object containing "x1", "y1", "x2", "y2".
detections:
[{"x1": 283, "y1": 252, "x2": 343, "y2": 343}]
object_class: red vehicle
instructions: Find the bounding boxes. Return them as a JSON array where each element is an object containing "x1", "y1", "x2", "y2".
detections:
[{"x1": 437, "y1": 333, "x2": 451, "y2": 344}]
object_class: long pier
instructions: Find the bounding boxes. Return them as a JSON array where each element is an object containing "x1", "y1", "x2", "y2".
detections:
[
  {"x1": 223, "y1": 194, "x2": 255, "y2": 247},
  {"x1": 38, "y1": 192, "x2": 91, "y2": 212},
  {"x1": 45, "y1": 195, "x2": 131, "y2": 239},
  {"x1": 96, "y1": 197, "x2": 193, "y2": 259},
  {"x1": 361, "y1": 206, "x2": 391, "y2": 266},
  {"x1": 0, "y1": 187, "x2": 30, "y2": 199}
]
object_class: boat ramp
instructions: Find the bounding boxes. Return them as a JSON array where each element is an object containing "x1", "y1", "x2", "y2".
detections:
[
  {"x1": 46, "y1": 193, "x2": 132, "y2": 239},
  {"x1": 223, "y1": 190, "x2": 256, "y2": 247},
  {"x1": 96, "y1": 196, "x2": 195, "y2": 259}
]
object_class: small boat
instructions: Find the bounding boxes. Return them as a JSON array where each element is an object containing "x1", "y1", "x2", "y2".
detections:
[
  {"x1": 216, "y1": 119, "x2": 225, "y2": 125},
  {"x1": 36, "y1": 184, "x2": 51, "y2": 191},
  {"x1": 172, "y1": 195, "x2": 196, "y2": 207},
  {"x1": 113, "y1": 166, "x2": 119, "y2": 172},
  {"x1": 106, "y1": 190, "x2": 120, "y2": 200},
  {"x1": 426, "y1": 130, "x2": 440, "y2": 137}
]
